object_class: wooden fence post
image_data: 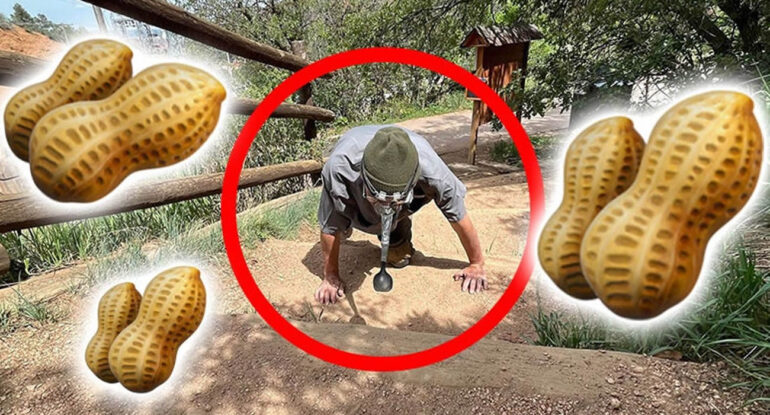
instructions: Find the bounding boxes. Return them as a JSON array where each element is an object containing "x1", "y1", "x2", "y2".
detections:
[
  {"x1": 292, "y1": 40, "x2": 322, "y2": 185},
  {"x1": 468, "y1": 100, "x2": 482, "y2": 164},
  {"x1": 0, "y1": 244, "x2": 9, "y2": 275},
  {"x1": 291, "y1": 41, "x2": 318, "y2": 142}
]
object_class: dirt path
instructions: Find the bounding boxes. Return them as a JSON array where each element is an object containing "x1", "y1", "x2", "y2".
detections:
[
  {"x1": 0, "y1": 314, "x2": 752, "y2": 414},
  {"x1": 396, "y1": 108, "x2": 569, "y2": 164}
]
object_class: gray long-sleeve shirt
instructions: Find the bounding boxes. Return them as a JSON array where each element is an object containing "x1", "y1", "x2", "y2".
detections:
[{"x1": 319, "y1": 125, "x2": 467, "y2": 235}]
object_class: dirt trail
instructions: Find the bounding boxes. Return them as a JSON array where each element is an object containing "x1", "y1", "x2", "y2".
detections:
[{"x1": 0, "y1": 315, "x2": 751, "y2": 414}]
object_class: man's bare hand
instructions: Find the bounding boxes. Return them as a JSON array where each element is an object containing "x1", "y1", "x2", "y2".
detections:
[
  {"x1": 453, "y1": 264, "x2": 488, "y2": 294},
  {"x1": 315, "y1": 275, "x2": 345, "y2": 305}
]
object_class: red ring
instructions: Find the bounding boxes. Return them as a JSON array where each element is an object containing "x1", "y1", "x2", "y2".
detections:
[{"x1": 221, "y1": 47, "x2": 545, "y2": 371}]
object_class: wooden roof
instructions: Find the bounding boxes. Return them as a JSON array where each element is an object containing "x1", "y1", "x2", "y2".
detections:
[{"x1": 461, "y1": 24, "x2": 543, "y2": 48}]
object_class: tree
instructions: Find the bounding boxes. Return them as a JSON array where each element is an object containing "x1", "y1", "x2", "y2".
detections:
[
  {"x1": 6, "y1": 3, "x2": 84, "y2": 42},
  {"x1": 499, "y1": 0, "x2": 770, "y2": 117},
  {"x1": 10, "y1": 3, "x2": 34, "y2": 25}
]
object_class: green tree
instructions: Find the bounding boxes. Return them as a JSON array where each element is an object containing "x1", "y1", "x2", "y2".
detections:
[
  {"x1": 498, "y1": 0, "x2": 770, "y2": 116},
  {"x1": 10, "y1": 3, "x2": 34, "y2": 25}
]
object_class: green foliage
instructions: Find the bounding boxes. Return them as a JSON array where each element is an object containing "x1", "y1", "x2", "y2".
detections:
[
  {"x1": 529, "y1": 308, "x2": 610, "y2": 349},
  {"x1": 0, "y1": 197, "x2": 220, "y2": 275},
  {"x1": 330, "y1": 91, "x2": 471, "y2": 132},
  {"x1": 496, "y1": 0, "x2": 770, "y2": 117},
  {"x1": 0, "y1": 304, "x2": 11, "y2": 332},
  {"x1": 181, "y1": 0, "x2": 487, "y2": 125},
  {"x1": 14, "y1": 291, "x2": 60, "y2": 324},
  {"x1": 10, "y1": 4, "x2": 33, "y2": 24},
  {"x1": 7, "y1": 3, "x2": 85, "y2": 42},
  {"x1": 0, "y1": 13, "x2": 14, "y2": 30},
  {"x1": 240, "y1": 189, "x2": 321, "y2": 246},
  {"x1": 532, "y1": 247, "x2": 770, "y2": 402},
  {"x1": 71, "y1": 190, "x2": 322, "y2": 293},
  {"x1": 489, "y1": 134, "x2": 560, "y2": 166}
]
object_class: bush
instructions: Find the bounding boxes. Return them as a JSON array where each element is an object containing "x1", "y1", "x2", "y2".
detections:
[
  {"x1": 489, "y1": 134, "x2": 561, "y2": 166},
  {"x1": 532, "y1": 247, "x2": 770, "y2": 403}
]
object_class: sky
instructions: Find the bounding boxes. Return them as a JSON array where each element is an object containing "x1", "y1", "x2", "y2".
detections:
[{"x1": 1, "y1": 0, "x2": 102, "y2": 31}]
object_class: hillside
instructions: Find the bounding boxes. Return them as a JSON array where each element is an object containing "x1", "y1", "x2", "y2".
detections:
[{"x1": 0, "y1": 24, "x2": 63, "y2": 58}]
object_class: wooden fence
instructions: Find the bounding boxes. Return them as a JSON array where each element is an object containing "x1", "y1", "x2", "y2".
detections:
[{"x1": 0, "y1": 0, "x2": 335, "y2": 274}]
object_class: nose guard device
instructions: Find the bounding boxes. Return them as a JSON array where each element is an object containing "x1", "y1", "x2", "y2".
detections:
[{"x1": 362, "y1": 164, "x2": 419, "y2": 293}]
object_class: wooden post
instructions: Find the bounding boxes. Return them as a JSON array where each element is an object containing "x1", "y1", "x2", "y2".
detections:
[
  {"x1": 291, "y1": 41, "x2": 318, "y2": 142},
  {"x1": 468, "y1": 100, "x2": 482, "y2": 164},
  {"x1": 516, "y1": 42, "x2": 531, "y2": 120},
  {"x1": 292, "y1": 40, "x2": 321, "y2": 185},
  {"x1": 467, "y1": 46, "x2": 486, "y2": 165},
  {"x1": 0, "y1": 244, "x2": 9, "y2": 275}
]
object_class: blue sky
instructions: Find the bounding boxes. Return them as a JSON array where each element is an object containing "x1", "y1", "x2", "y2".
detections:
[{"x1": 1, "y1": 0, "x2": 101, "y2": 31}]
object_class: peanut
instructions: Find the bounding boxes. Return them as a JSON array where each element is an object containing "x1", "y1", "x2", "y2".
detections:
[
  {"x1": 29, "y1": 63, "x2": 226, "y2": 203},
  {"x1": 85, "y1": 282, "x2": 142, "y2": 383},
  {"x1": 539, "y1": 117, "x2": 645, "y2": 299},
  {"x1": 4, "y1": 39, "x2": 133, "y2": 161},
  {"x1": 580, "y1": 91, "x2": 763, "y2": 319},
  {"x1": 108, "y1": 266, "x2": 206, "y2": 393}
]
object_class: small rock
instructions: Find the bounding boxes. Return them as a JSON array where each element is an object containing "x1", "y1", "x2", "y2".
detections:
[
  {"x1": 606, "y1": 377, "x2": 615, "y2": 385},
  {"x1": 609, "y1": 398, "x2": 621, "y2": 410}
]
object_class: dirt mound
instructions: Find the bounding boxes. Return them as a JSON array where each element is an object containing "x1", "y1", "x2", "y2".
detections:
[
  {"x1": 0, "y1": 25, "x2": 63, "y2": 58},
  {"x1": 0, "y1": 315, "x2": 750, "y2": 414}
]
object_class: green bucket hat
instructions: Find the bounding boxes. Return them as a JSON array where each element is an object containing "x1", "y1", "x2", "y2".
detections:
[{"x1": 362, "y1": 127, "x2": 420, "y2": 195}]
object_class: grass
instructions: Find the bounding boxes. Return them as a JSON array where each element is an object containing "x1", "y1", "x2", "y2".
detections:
[
  {"x1": 16, "y1": 294, "x2": 58, "y2": 324},
  {"x1": 0, "y1": 188, "x2": 321, "y2": 333},
  {"x1": 0, "y1": 304, "x2": 11, "y2": 332},
  {"x1": 329, "y1": 91, "x2": 472, "y2": 134},
  {"x1": 77, "y1": 189, "x2": 321, "y2": 293},
  {"x1": 240, "y1": 189, "x2": 320, "y2": 245},
  {"x1": 531, "y1": 247, "x2": 770, "y2": 403},
  {"x1": 489, "y1": 134, "x2": 562, "y2": 166},
  {"x1": 0, "y1": 197, "x2": 220, "y2": 285}
]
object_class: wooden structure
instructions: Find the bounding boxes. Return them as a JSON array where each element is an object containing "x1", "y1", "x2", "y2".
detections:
[
  {"x1": 461, "y1": 24, "x2": 543, "y2": 164},
  {"x1": 0, "y1": 0, "x2": 335, "y2": 274}
]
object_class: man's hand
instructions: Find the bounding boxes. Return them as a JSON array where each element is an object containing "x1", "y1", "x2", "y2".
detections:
[
  {"x1": 453, "y1": 263, "x2": 488, "y2": 294},
  {"x1": 315, "y1": 275, "x2": 345, "y2": 305}
]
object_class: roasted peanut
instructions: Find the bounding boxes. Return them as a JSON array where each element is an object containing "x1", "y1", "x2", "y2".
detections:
[
  {"x1": 581, "y1": 91, "x2": 763, "y2": 319},
  {"x1": 4, "y1": 39, "x2": 133, "y2": 161},
  {"x1": 108, "y1": 266, "x2": 206, "y2": 393},
  {"x1": 85, "y1": 282, "x2": 142, "y2": 383},
  {"x1": 29, "y1": 63, "x2": 226, "y2": 203},
  {"x1": 539, "y1": 117, "x2": 645, "y2": 299}
]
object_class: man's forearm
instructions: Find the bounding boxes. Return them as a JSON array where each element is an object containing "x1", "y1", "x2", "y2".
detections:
[
  {"x1": 451, "y1": 215, "x2": 485, "y2": 265},
  {"x1": 321, "y1": 231, "x2": 342, "y2": 278}
]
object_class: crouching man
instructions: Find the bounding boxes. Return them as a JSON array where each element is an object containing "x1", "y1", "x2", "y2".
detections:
[{"x1": 315, "y1": 125, "x2": 488, "y2": 304}]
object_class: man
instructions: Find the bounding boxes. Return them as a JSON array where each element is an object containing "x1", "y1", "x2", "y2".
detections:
[{"x1": 315, "y1": 125, "x2": 488, "y2": 305}]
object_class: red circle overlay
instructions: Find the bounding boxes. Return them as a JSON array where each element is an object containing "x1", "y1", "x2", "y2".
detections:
[{"x1": 221, "y1": 47, "x2": 545, "y2": 371}]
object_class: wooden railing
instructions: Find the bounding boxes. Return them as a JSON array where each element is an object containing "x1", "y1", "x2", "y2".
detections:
[{"x1": 0, "y1": 0, "x2": 335, "y2": 274}]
